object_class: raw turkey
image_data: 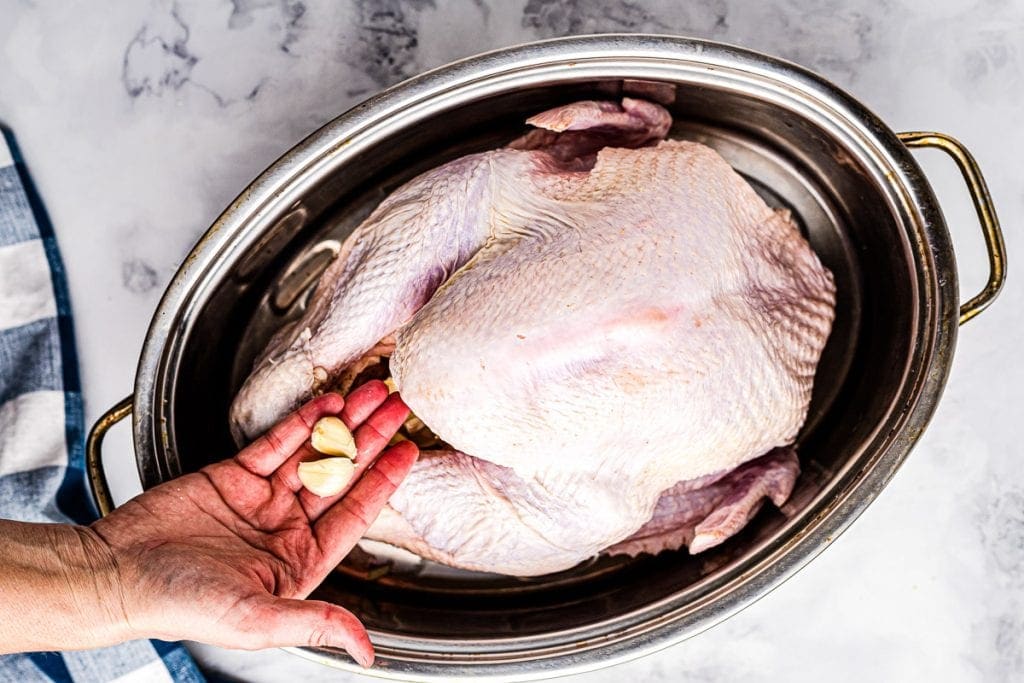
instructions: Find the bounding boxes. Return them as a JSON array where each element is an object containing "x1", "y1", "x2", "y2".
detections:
[{"x1": 229, "y1": 98, "x2": 836, "y2": 576}]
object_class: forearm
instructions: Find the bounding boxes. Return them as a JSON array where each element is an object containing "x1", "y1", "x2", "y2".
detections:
[{"x1": 0, "y1": 520, "x2": 131, "y2": 653}]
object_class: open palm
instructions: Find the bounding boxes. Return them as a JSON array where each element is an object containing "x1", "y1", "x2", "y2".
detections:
[{"x1": 90, "y1": 381, "x2": 417, "y2": 667}]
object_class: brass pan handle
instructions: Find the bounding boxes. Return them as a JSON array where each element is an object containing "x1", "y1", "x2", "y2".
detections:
[
  {"x1": 86, "y1": 396, "x2": 133, "y2": 517},
  {"x1": 898, "y1": 131, "x2": 1007, "y2": 325}
]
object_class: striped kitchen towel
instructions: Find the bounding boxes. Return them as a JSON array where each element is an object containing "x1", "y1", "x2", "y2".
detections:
[{"x1": 0, "y1": 128, "x2": 205, "y2": 682}]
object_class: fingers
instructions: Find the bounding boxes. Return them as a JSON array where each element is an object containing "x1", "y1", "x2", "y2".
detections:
[
  {"x1": 236, "y1": 380, "x2": 391, "y2": 480},
  {"x1": 246, "y1": 596, "x2": 374, "y2": 667},
  {"x1": 236, "y1": 393, "x2": 345, "y2": 476},
  {"x1": 339, "y1": 380, "x2": 390, "y2": 429},
  {"x1": 353, "y1": 392, "x2": 412, "y2": 459},
  {"x1": 297, "y1": 393, "x2": 411, "y2": 517},
  {"x1": 268, "y1": 389, "x2": 404, "y2": 495},
  {"x1": 313, "y1": 440, "x2": 419, "y2": 566}
]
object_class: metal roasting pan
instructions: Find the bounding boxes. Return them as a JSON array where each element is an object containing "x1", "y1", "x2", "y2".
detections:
[{"x1": 86, "y1": 35, "x2": 1006, "y2": 680}]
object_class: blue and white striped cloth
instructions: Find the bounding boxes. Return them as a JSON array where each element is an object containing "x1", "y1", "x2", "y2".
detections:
[{"x1": 0, "y1": 129, "x2": 205, "y2": 682}]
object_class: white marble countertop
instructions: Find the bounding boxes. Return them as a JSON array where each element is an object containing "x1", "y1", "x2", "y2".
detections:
[{"x1": 2, "y1": 1, "x2": 1022, "y2": 681}]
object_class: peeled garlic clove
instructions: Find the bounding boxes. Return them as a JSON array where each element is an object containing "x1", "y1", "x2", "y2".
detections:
[
  {"x1": 310, "y1": 416, "x2": 357, "y2": 459},
  {"x1": 297, "y1": 457, "x2": 355, "y2": 497}
]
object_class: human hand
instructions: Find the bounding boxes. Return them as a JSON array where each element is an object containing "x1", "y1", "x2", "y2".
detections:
[{"x1": 88, "y1": 381, "x2": 417, "y2": 667}]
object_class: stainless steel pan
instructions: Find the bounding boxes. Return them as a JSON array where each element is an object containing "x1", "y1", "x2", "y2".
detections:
[{"x1": 87, "y1": 35, "x2": 1006, "y2": 680}]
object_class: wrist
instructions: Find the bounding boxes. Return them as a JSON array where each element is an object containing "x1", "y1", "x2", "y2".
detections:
[
  {"x1": 0, "y1": 520, "x2": 134, "y2": 653},
  {"x1": 56, "y1": 525, "x2": 138, "y2": 646}
]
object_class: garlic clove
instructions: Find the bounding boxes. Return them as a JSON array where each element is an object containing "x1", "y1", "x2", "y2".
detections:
[
  {"x1": 310, "y1": 416, "x2": 357, "y2": 459},
  {"x1": 297, "y1": 457, "x2": 356, "y2": 497}
]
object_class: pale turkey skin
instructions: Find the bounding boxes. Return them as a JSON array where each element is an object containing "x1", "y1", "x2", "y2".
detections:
[{"x1": 229, "y1": 98, "x2": 836, "y2": 576}]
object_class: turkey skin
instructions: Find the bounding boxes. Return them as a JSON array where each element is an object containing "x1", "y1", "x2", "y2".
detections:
[{"x1": 230, "y1": 98, "x2": 836, "y2": 576}]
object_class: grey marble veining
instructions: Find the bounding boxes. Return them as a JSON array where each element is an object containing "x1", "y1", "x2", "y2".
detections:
[{"x1": 1, "y1": 0, "x2": 1022, "y2": 681}]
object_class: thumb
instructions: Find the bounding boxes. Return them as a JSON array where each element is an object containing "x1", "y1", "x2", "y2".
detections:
[{"x1": 254, "y1": 596, "x2": 375, "y2": 667}]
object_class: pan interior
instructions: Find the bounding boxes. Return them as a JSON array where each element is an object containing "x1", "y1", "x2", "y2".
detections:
[{"x1": 168, "y1": 77, "x2": 914, "y2": 644}]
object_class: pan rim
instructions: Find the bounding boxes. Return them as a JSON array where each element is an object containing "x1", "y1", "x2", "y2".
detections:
[{"x1": 130, "y1": 34, "x2": 957, "y2": 678}]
